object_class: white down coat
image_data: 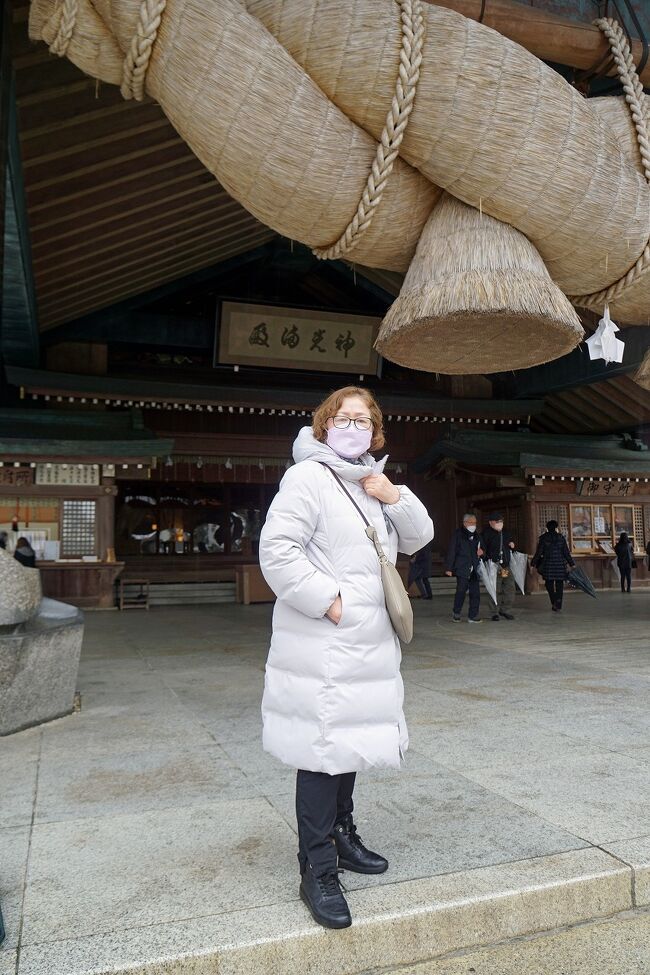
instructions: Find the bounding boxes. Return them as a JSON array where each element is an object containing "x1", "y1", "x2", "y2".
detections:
[{"x1": 259, "y1": 427, "x2": 434, "y2": 774}]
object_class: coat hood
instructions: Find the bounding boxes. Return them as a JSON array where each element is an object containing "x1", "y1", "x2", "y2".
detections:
[{"x1": 292, "y1": 426, "x2": 388, "y2": 481}]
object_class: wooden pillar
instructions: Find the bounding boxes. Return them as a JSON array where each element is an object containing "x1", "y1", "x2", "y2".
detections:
[
  {"x1": 96, "y1": 484, "x2": 117, "y2": 562},
  {"x1": 522, "y1": 491, "x2": 541, "y2": 592}
]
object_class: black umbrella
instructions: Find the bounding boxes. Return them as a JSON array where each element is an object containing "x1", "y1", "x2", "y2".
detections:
[{"x1": 567, "y1": 566, "x2": 597, "y2": 598}]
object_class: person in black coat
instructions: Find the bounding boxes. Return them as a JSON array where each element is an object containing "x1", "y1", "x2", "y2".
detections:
[
  {"x1": 531, "y1": 520, "x2": 575, "y2": 612},
  {"x1": 614, "y1": 531, "x2": 634, "y2": 593},
  {"x1": 446, "y1": 514, "x2": 484, "y2": 622},
  {"x1": 408, "y1": 541, "x2": 432, "y2": 599},
  {"x1": 482, "y1": 511, "x2": 517, "y2": 621},
  {"x1": 13, "y1": 537, "x2": 36, "y2": 568}
]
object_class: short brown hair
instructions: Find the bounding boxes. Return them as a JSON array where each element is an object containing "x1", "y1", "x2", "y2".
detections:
[{"x1": 312, "y1": 386, "x2": 385, "y2": 452}]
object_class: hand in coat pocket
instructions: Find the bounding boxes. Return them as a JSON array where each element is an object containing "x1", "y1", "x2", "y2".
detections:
[{"x1": 326, "y1": 594, "x2": 343, "y2": 625}]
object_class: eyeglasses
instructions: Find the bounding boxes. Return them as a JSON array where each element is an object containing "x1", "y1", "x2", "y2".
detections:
[{"x1": 331, "y1": 415, "x2": 373, "y2": 431}]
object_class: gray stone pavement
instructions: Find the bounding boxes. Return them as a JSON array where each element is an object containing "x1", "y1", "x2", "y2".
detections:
[{"x1": 1, "y1": 589, "x2": 650, "y2": 974}]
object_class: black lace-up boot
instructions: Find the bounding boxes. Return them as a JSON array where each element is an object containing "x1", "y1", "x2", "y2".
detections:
[
  {"x1": 299, "y1": 863, "x2": 352, "y2": 928},
  {"x1": 333, "y1": 814, "x2": 388, "y2": 874}
]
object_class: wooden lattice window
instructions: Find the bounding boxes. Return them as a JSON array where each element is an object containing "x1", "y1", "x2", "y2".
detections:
[
  {"x1": 633, "y1": 505, "x2": 645, "y2": 550},
  {"x1": 61, "y1": 500, "x2": 96, "y2": 557},
  {"x1": 644, "y1": 505, "x2": 650, "y2": 548},
  {"x1": 537, "y1": 504, "x2": 568, "y2": 538},
  {"x1": 569, "y1": 503, "x2": 643, "y2": 555}
]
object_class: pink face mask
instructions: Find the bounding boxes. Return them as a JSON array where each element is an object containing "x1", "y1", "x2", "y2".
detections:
[{"x1": 326, "y1": 425, "x2": 372, "y2": 459}]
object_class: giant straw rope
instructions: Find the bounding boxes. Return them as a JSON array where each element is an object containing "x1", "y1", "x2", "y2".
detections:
[
  {"x1": 312, "y1": 0, "x2": 425, "y2": 260},
  {"x1": 31, "y1": 0, "x2": 650, "y2": 373},
  {"x1": 570, "y1": 18, "x2": 650, "y2": 313}
]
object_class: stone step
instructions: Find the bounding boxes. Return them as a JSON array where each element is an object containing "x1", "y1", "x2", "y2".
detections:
[
  {"x1": 121, "y1": 582, "x2": 237, "y2": 606},
  {"x1": 381, "y1": 910, "x2": 650, "y2": 974},
  {"x1": 20, "y1": 848, "x2": 636, "y2": 975}
]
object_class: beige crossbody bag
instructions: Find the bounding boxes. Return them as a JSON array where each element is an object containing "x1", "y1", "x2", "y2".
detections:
[{"x1": 321, "y1": 464, "x2": 414, "y2": 644}]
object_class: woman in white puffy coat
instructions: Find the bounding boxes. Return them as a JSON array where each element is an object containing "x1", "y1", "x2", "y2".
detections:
[{"x1": 259, "y1": 386, "x2": 433, "y2": 929}]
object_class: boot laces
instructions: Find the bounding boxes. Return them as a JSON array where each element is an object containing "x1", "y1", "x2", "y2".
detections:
[
  {"x1": 347, "y1": 822, "x2": 366, "y2": 850},
  {"x1": 319, "y1": 869, "x2": 345, "y2": 896}
]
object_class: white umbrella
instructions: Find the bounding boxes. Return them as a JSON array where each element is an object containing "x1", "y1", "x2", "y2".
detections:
[
  {"x1": 610, "y1": 558, "x2": 621, "y2": 583},
  {"x1": 509, "y1": 550, "x2": 528, "y2": 595},
  {"x1": 476, "y1": 559, "x2": 498, "y2": 605}
]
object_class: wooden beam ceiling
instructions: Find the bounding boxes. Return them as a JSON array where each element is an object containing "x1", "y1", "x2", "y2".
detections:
[{"x1": 533, "y1": 375, "x2": 650, "y2": 434}]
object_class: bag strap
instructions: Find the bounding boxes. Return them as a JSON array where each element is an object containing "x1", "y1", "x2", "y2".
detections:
[
  {"x1": 320, "y1": 463, "x2": 388, "y2": 564},
  {"x1": 320, "y1": 462, "x2": 370, "y2": 526}
]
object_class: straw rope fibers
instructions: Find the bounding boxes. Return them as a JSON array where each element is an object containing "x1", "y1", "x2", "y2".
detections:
[
  {"x1": 33, "y1": 0, "x2": 440, "y2": 276},
  {"x1": 376, "y1": 193, "x2": 582, "y2": 371},
  {"x1": 568, "y1": 18, "x2": 650, "y2": 321},
  {"x1": 245, "y1": 1, "x2": 650, "y2": 308},
  {"x1": 312, "y1": 0, "x2": 425, "y2": 261},
  {"x1": 29, "y1": 0, "x2": 650, "y2": 374}
]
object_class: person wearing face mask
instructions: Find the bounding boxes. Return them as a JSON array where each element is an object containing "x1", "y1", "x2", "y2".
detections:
[
  {"x1": 259, "y1": 386, "x2": 433, "y2": 930},
  {"x1": 482, "y1": 512, "x2": 517, "y2": 621},
  {"x1": 445, "y1": 514, "x2": 484, "y2": 623}
]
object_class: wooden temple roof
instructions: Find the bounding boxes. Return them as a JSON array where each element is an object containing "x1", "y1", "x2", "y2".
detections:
[
  {"x1": 0, "y1": 407, "x2": 173, "y2": 460},
  {"x1": 414, "y1": 429, "x2": 650, "y2": 477},
  {"x1": 6, "y1": 366, "x2": 544, "y2": 422}
]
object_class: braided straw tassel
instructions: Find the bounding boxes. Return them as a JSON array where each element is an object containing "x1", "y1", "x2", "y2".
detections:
[
  {"x1": 121, "y1": 0, "x2": 167, "y2": 101},
  {"x1": 48, "y1": 0, "x2": 78, "y2": 57},
  {"x1": 571, "y1": 18, "x2": 650, "y2": 310},
  {"x1": 312, "y1": 0, "x2": 425, "y2": 261}
]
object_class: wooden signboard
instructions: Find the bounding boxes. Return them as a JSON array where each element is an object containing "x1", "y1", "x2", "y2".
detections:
[
  {"x1": 216, "y1": 302, "x2": 381, "y2": 375},
  {"x1": 0, "y1": 468, "x2": 33, "y2": 487},
  {"x1": 36, "y1": 464, "x2": 100, "y2": 486}
]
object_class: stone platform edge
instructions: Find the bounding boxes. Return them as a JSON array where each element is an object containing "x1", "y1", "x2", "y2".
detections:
[{"x1": 14, "y1": 844, "x2": 650, "y2": 975}]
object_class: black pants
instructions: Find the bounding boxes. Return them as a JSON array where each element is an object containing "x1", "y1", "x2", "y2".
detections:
[
  {"x1": 620, "y1": 568, "x2": 631, "y2": 592},
  {"x1": 414, "y1": 574, "x2": 432, "y2": 599},
  {"x1": 545, "y1": 578, "x2": 564, "y2": 608},
  {"x1": 453, "y1": 573, "x2": 480, "y2": 618},
  {"x1": 296, "y1": 769, "x2": 356, "y2": 876}
]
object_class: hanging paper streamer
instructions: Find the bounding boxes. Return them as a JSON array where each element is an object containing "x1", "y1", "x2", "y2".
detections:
[{"x1": 585, "y1": 306, "x2": 625, "y2": 364}]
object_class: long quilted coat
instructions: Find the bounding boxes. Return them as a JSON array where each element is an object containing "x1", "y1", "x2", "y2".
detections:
[
  {"x1": 532, "y1": 531, "x2": 575, "y2": 580},
  {"x1": 259, "y1": 427, "x2": 434, "y2": 775}
]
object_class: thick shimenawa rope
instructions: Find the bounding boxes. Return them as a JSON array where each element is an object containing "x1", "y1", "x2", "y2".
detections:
[
  {"x1": 48, "y1": 0, "x2": 78, "y2": 57},
  {"x1": 312, "y1": 0, "x2": 425, "y2": 261},
  {"x1": 570, "y1": 17, "x2": 650, "y2": 310},
  {"x1": 121, "y1": 0, "x2": 168, "y2": 101}
]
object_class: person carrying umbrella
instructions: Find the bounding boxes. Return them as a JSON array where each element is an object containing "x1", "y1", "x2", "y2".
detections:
[
  {"x1": 482, "y1": 512, "x2": 517, "y2": 621},
  {"x1": 614, "y1": 531, "x2": 634, "y2": 593},
  {"x1": 445, "y1": 514, "x2": 484, "y2": 622},
  {"x1": 531, "y1": 520, "x2": 575, "y2": 612}
]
